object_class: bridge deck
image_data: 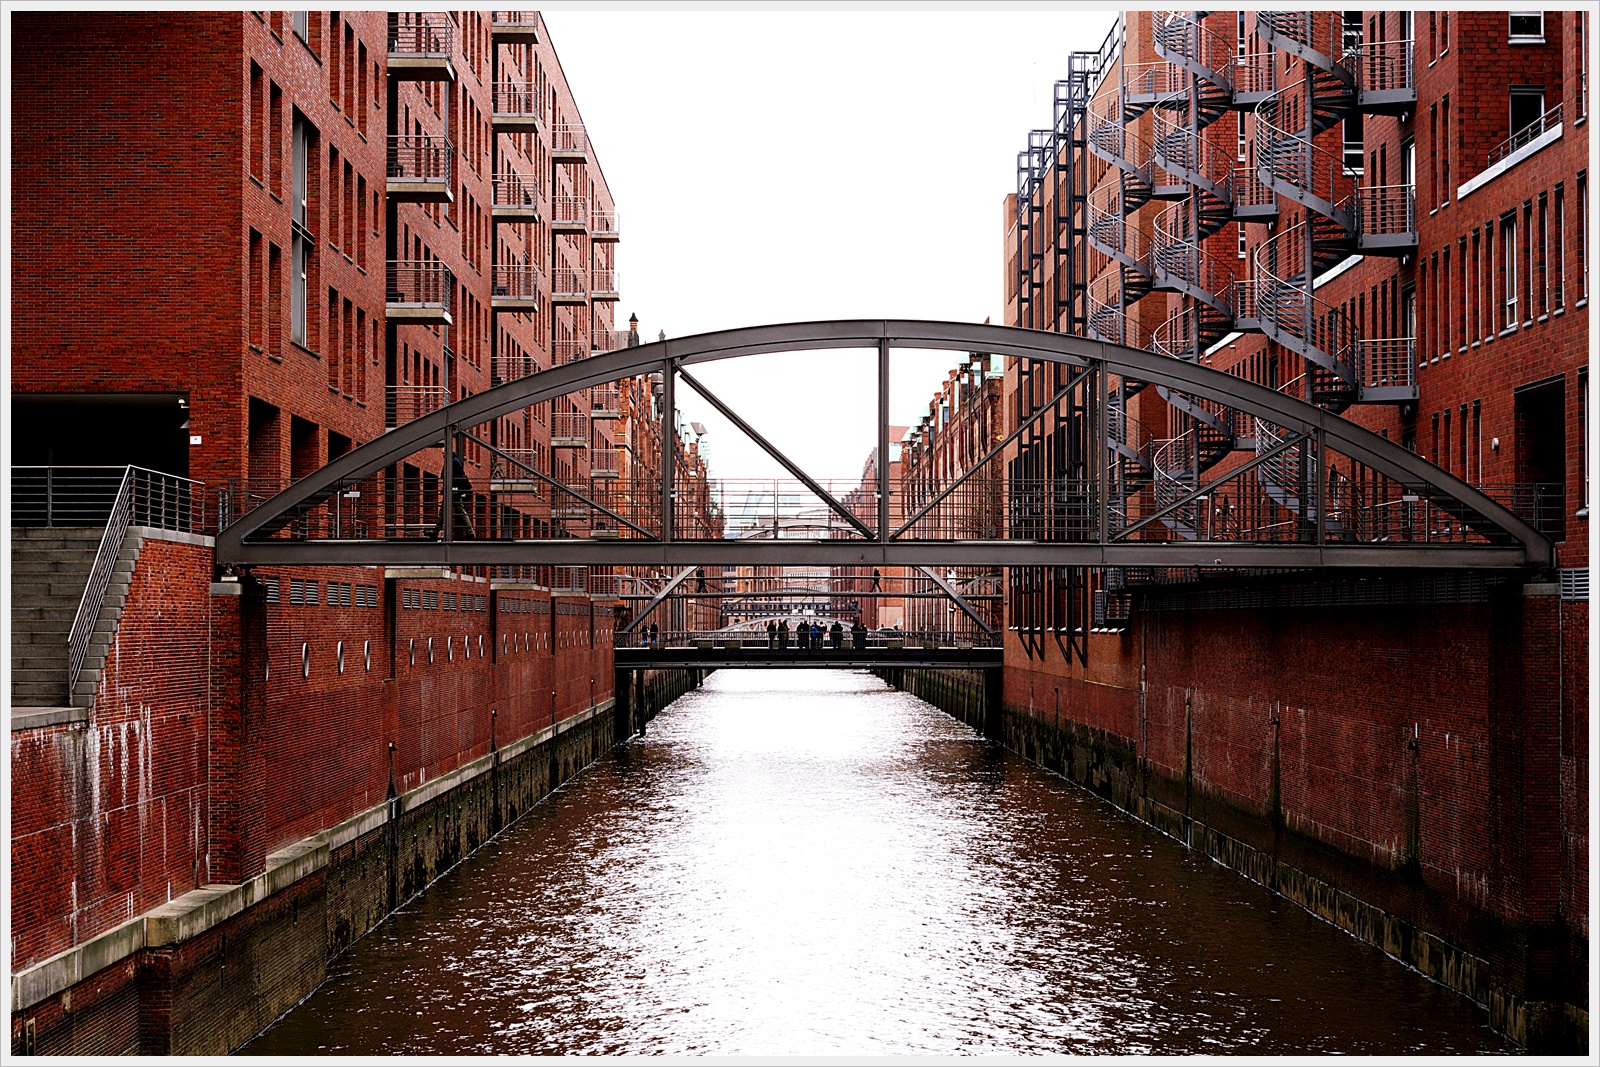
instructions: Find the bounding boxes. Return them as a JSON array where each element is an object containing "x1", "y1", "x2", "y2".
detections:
[{"x1": 614, "y1": 645, "x2": 1003, "y2": 671}]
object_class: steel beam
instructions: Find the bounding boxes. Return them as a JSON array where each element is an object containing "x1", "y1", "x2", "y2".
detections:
[
  {"x1": 216, "y1": 319, "x2": 1554, "y2": 569},
  {"x1": 620, "y1": 565, "x2": 698, "y2": 633},
  {"x1": 224, "y1": 538, "x2": 1539, "y2": 571}
]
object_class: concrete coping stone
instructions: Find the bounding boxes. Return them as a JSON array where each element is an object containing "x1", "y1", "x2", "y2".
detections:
[
  {"x1": 10, "y1": 706, "x2": 89, "y2": 731},
  {"x1": 11, "y1": 916, "x2": 146, "y2": 1012},
  {"x1": 210, "y1": 581, "x2": 243, "y2": 596},
  {"x1": 1522, "y1": 582, "x2": 1560, "y2": 596},
  {"x1": 10, "y1": 696, "x2": 618, "y2": 1009},
  {"x1": 384, "y1": 567, "x2": 457, "y2": 580},
  {"x1": 489, "y1": 582, "x2": 550, "y2": 592},
  {"x1": 129, "y1": 525, "x2": 214, "y2": 549}
]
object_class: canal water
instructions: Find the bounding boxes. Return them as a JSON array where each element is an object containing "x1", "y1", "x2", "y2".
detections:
[{"x1": 248, "y1": 670, "x2": 1509, "y2": 1055}]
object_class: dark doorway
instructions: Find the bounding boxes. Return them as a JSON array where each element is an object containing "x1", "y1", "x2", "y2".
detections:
[
  {"x1": 11, "y1": 393, "x2": 190, "y2": 477},
  {"x1": 1513, "y1": 377, "x2": 1565, "y2": 540}
]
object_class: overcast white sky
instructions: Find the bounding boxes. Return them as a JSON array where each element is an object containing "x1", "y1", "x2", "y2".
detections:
[{"x1": 542, "y1": 6, "x2": 1118, "y2": 486}]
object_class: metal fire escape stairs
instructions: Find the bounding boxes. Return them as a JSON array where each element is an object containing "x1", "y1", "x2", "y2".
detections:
[{"x1": 1247, "y1": 12, "x2": 1417, "y2": 529}]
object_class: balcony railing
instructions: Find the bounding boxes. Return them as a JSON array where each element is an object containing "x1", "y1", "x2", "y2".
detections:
[
  {"x1": 551, "y1": 565, "x2": 587, "y2": 594},
  {"x1": 1487, "y1": 102, "x2": 1562, "y2": 168},
  {"x1": 551, "y1": 194, "x2": 588, "y2": 228},
  {"x1": 1233, "y1": 165, "x2": 1276, "y2": 213},
  {"x1": 590, "y1": 447, "x2": 621, "y2": 477},
  {"x1": 1356, "y1": 337, "x2": 1417, "y2": 401},
  {"x1": 13, "y1": 465, "x2": 202, "y2": 532},
  {"x1": 386, "y1": 384, "x2": 450, "y2": 427},
  {"x1": 551, "y1": 411, "x2": 590, "y2": 445},
  {"x1": 590, "y1": 268, "x2": 618, "y2": 298},
  {"x1": 491, "y1": 353, "x2": 542, "y2": 383},
  {"x1": 492, "y1": 171, "x2": 541, "y2": 214},
  {"x1": 388, "y1": 14, "x2": 452, "y2": 56},
  {"x1": 492, "y1": 263, "x2": 542, "y2": 305},
  {"x1": 552, "y1": 123, "x2": 588, "y2": 157},
  {"x1": 551, "y1": 338, "x2": 589, "y2": 365},
  {"x1": 551, "y1": 266, "x2": 588, "y2": 302},
  {"x1": 386, "y1": 260, "x2": 453, "y2": 319},
  {"x1": 387, "y1": 135, "x2": 453, "y2": 190},
  {"x1": 489, "y1": 449, "x2": 542, "y2": 487},
  {"x1": 590, "y1": 384, "x2": 622, "y2": 417},
  {"x1": 590, "y1": 207, "x2": 620, "y2": 239},
  {"x1": 492, "y1": 87, "x2": 541, "y2": 126},
  {"x1": 1480, "y1": 483, "x2": 1566, "y2": 540},
  {"x1": 591, "y1": 328, "x2": 630, "y2": 353},
  {"x1": 1355, "y1": 38, "x2": 1414, "y2": 98},
  {"x1": 490, "y1": 11, "x2": 538, "y2": 37},
  {"x1": 1355, "y1": 184, "x2": 1415, "y2": 236}
]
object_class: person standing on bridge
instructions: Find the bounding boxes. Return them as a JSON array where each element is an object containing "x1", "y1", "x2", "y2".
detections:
[
  {"x1": 830, "y1": 620, "x2": 843, "y2": 649},
  {"x1": 851, "y1": 619, "x2": 865, "y2": 649},
  {"x1": 431, "y1": 448, "x2": 475, "y2": 540},
  {"x1": 777, "y1": 619, "x2": 789, "y2": 650},
  {"x1": 766, "y1": 620, "x2": 777, "y2": 649}
]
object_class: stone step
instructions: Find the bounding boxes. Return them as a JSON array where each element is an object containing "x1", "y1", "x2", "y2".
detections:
[
  {"x1": 11, "y1": 606, "x2": 81, "y2": 624},
  {"x1": 13, "y1": 687, "x2": 71, "y2": 708},
  {"x1": 9, "y1": 555, "x2": 100, "y2": 570},
  {"x1": 11, "y1": 628, "x2": 71, "y2": 646},
  {"x1": 8, "y1": 579, "x2": 94, "y2": 599}
]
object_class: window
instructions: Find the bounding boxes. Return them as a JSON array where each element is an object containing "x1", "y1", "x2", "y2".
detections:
[
  {"x1": 1580, "y1": 11, "x2": 1590, "y2": 122},
  {"x1": 267, "y1": 243, "x2": 283, "y2": 356},
  {"x1": 1238, "y1": 223, "x2": 1247, "y2": 260},
  {"x1": 249, "y1": 229, "x2": 263, "y2": 350},
  {"x1": 1580, "y1": 172, "x2": 1590, "y2": 303},
  {"x1": 292, "y1": 10, "x2": 308, "y2": 42},
  {"x1": 1509, "y1": 86, "x2": 1546, "y2": 141},
  {"x1": 1538, "y1": 193, "x2": 1549, "y2": 317},
  {"x1": 1439, "y1": 11, "x2": 1448, "y2": 54},
  {"x1": 268, "y1": 82, "x2": 284, "y2": 197},
  {"x1": 1428, "y1": 107, "x2": 1438, "y2": 208},
  {"x1": 1237, "y1": 111, "x2": 1247, "y2": 162},
  {"x1": 1554, "y1": 183, "x2": 1566, "y2": 310},
  {"x1": 249, "y1": 62, "x2": 265, "y2": 182},
  {"x1": 291, "y1": 112, "x2": 314, "y2": 347},
  {"x1": 1509, "y1": 12, "x2": 1544, "y2": 42},
  {"x1": 1344, "y1": 111, "x2": 1364, "y2": 176},
  {"x1": 1440, "y1": 95, "x2": 1450, "y2": 201},
  {"x1": 1501, "y1": 213, "x2": 1518, "y2": 331},
  {"x1": 1458, "y1": 236, "x2": 1468, "y2": 349}
]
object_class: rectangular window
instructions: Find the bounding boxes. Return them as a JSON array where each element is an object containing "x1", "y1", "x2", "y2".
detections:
[
  {"x1": 1580, "y1": 171, "x2": 1590, "y2": 302},
  {"x1": 1440, "y1": 95, "x2": 1450, "y2": 201},
  {"x1": 1471, "y1": 229, "x2": 1482, "y2": 342},
  {"x1": 267, "y1": 242, "x2": 283, "y2": 357},
  {"x1": 291, "y1": 112, "x2": 313, "y2": 346},
  {"x1": 1458, "y1": 236, "x2": 1468, "y2": 348},
  {"x1": 356, "y1": 174, "x2": 367, "y2": 268},
  {"x1": 1538, "y1": 193, "x2": 1549, "y2": 317},
  {"x1": 1483, "y1": 225, "x2": 1494, "y2": 339},
  {"x1": 1442, "y1": 245, "x2": 1451, "y2": 354},
  {"x1": 1581, "y1": 368, "x2": 1590, "y2": 511},
  {"x1": 328, "y1": 12, "x2": 341, "y2": 108},
  {"x1": 327, "y1": 287, "x2": 340, "y2": 387},
  {"x1": 1439, "y1": 11, "x2": 1448, "y2": 54},
  {"x1": 327, "y1": 146, "x2": 340, "y2": 252},
  {"x1": 1510, "y1": 86, "x2": 1547, "y2": 141},
  {"x1": 357, "y1": 42, "x2": 369, "y2": 137},
  {"x1": 1509, "y1": 12, "x2": 1544, "y2": 42},
  {"x1": 1554, "y1": 183, "x2": 1566, "y2": 310},
  {"x1": 1238, "y1": 223, "x2": 1247, "y2": 260},
  {"x1": 1428, "y1": 106, "x2": 1438, "y2": 209},
  {"x1": 248, "y1": 229, "x2": 264, "y2": 350},
  {"x1": 292, "y1": 10, "x2": 308, "y2": 43},
  {"x1": 1459, "y1": 404, "x2": 1469, "y2": 478},
  {"x1": 1501, "y1": 213, "x2": 1517, "y2": 331},
  {"x1": 1580, "y1": 11, "x2": 1590, "y2": 122},
  {"x1": 1472, "y1": 400, "x2": 1481, "y2": 483},
  {"x1": 249, "y1": 62, "x2": 265, "y2": 182}
]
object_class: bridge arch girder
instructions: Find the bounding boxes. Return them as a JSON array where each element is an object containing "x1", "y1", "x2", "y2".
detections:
[{"x1": 215, "y1": 319, "x2": 1553, "y2": 570}]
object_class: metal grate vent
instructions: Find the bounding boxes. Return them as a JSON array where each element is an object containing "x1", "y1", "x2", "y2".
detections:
[{"x1": 1560, "y1": 567, "x2": 1588, "y2": 601}]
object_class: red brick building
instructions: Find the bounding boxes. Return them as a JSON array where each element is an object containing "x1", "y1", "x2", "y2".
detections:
[
  {"x1": 1002, "y1": 10, "x2": 1588, "y2": 1050},
  {"x1": 8, "y1": 11, "x2": 668, "y2": 1054}
]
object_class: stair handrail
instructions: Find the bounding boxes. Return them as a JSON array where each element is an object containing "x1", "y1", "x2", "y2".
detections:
[{"x1": 66, "y1": 466, "x2": 136, "y2": 700}]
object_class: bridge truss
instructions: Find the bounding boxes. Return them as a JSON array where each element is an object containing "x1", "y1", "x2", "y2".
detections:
[{"x1": 215, "y1": 320, "x2": 1551, "y2": 574}]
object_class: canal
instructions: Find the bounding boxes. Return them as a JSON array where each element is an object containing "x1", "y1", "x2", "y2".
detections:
[{"x1": 247, "y1": 670, "x2": 1509, "y2": 1055}]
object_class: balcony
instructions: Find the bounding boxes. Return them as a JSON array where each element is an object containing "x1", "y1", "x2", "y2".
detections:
[
  {"x1": 387, "y1": 135, "x2": 453, "y2": 202},
  {"x1": 1355, "y1": 184, "x2": 1417, "y2": 255},
  {"x1": 551, "y1": 194, "x2": 588, "y2": 233},
  {"x1": 1487, "y1": 102, "x2": 1563, "y2": 169},
  {"x1": 552, "y1": 123, "x2": 588, "y2": 162},
  {"x1": 1356, "y1": 337, "x2": 1418, "y2": 403},
  {"x1": 492, "y1": 87, "x2": 541, "y2": 132},
  {"x1": 491, "y1": 264, "x2": 541, "y2": 313},
  {"x1": 386, "y1": 384, "x2": 449, "y2": 429},
  {"x1": 488, "y1": 449, "x2": 542, "y2": 493},
  {"x1": 551, "y1": 411, "x2": 590, "y2": 448},
  {"x1": 491, "y1": 171, "x2": 541, "y2": 222},
  {"x1": 590, "y1": 207, "x2": 620, "y2": 241},
  {"x1": 590, "y1": 328, "x2": 630, "y2": 354},
  {"x1": 490, "y1": 10, "x2": 538, "y2": 42},
  {"x1": 551, "y1": 338, "x2": 589, "y2": 366},
  {"x1": 1232, "y1": 165, "x2": 1277, "y2": 220},
  {"x1": 386, "y1": 260, "x2": 453, "y2": 324},
  {"x1": 590, "y1": 384, "x2": 622, "y2": 419},
  {"x1": 590, "y1": 268, "x2": 619, "y2": 301},
  {"x1": 551, "y1": 266, "x2": 588, "y2": 305},
  {"x1": 387, "y1": 14, "x2": 455, "y2": 81},
  {"x1": 1355, "y1": 38, "x2": 1415, "y2": 114},
  {"x1": 590, "y1": 447, "x2": 621, "y2": 478},
  {"x1": 491, "y1": 353, "x2": 542, "y2": 384}
]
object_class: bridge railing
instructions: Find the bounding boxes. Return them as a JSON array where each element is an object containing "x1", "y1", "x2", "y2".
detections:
[{"x1": 620, "y1": 628, "x2": 1001, "y2": 650}]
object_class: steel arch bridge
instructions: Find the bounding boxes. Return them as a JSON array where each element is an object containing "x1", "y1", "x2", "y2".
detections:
[{"x1": 215, "y1": 320, "x2": 1552, "y2": 572}]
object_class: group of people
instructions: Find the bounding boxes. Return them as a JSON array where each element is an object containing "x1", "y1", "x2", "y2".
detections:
[{"x1": 765, "y1": 618, "x2": 864, "y2": 651}]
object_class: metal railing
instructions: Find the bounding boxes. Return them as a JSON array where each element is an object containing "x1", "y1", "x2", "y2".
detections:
[
  {"x1": 1487, "y1": 102, "x2": 1562, "y2": 168},
  {"x1": 624, "y1": 627, "x2": 1000, "y2": 651},
  {"x1": 13, "y1": 467, "x2": 203, "y2": 700},
  {"x1": 1234, "y1": 51, "x2": 1276, "y2": 96},
  {"x1": 551, "y1": 266, "x2": 588, "y2": 299},
  {"x1": 591, "y1": 328, "x2": 630, "y2": 353},
  {"x1": 590, "y1": 268, "x2": 618, "y2": 294},
  {"x1": 1355, "y1": 184, "x2": 1415, "y2": 237},
  {"x1": 388, "y1": 135, "x2": 453, "y2": 184},
  {"x1": 387, "y1": 384, "x2": 450, "y2": 426},
  {"x1": 492, "y1": 262, "x2": 542, "y2": 301},
  {"x1": 551, "y1": 194, "x2": 588, "y2": 226},
  {"x1": 1355, "y1": 38, "x2": 1413, "y2": 95},
  {"x1": 551, "y1": 338, "x2": 589, "y2": 365},
  {"x1": 1480, "y1": 483, "x2": 1565, "y2": 539},
  {"x1": 492, "y1": 86, "x2": 540, "y2": 121},
  {"x1": 491, "y1": 10, "x2": 537, "y2": 29},
  {"x1": 491, "y1": 353, "x2": 542, "y2": 382},
  {"x1": 551, "y1": 565, "x2": 587, "y2": 594},
  {"x1": 589, "y1": 448, "x2": 622, "y2": 476},
  {"x1": 590, "y1": 384, "x2": 622, "y2": 415},
  {"x1": 590, "y1": 207, "x2": 620, "y2": 237},
  {"x1": 551, "y1": 123, "x2": 587, "y2": 155},
  {"x1": 1356, "y1": 338, "x2": 1416, "y2": 389},
  {"x1": 387, "y1": 260, "x2": 454, "y2": 309},
  {"x1": 388, "y1": 14, "x2": 452, "y2": 56},
  {"x1": 551, "y1": 411, "x2": 590, "y2": 443},
  {"x1": 492, "y1": 170, "x2": 541, "y2": 209}
]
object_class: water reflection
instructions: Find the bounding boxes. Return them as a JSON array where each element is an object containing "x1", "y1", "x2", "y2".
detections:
[{"x1": 248, "y1": 670, "x2": 1507, "y2": 1055}]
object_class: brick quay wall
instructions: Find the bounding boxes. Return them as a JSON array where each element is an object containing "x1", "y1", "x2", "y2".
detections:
[{"x1": 9, "y1": 537, "x2": 703, "y2": 1055}]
